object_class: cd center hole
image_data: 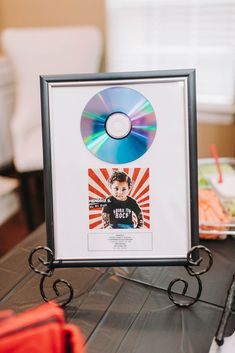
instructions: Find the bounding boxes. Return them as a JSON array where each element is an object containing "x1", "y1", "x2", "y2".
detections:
[{"x1": 105, "y1": 113, "x2": 131, "y2": 139}]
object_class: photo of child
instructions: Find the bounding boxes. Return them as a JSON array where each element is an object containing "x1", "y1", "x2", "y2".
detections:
[
  {"x1": 102, "y1": 171, "x2": 143, "y2": 229},
  {"x1": 88, "y1": 167, "x2": 150, "y2": 230}
]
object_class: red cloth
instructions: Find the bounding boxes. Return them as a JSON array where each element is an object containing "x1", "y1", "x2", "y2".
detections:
[{"x1": 0, "y1": 302, "x2": 86, "y2": 353}]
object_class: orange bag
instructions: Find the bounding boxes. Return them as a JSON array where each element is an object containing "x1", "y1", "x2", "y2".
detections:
[{"x1": 0, "y1": 301, "x2": 86, "y2": 353}]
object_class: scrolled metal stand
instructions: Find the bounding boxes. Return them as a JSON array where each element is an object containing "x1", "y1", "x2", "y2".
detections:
[
  {"x1": 167, "y1": 245, "x2": 213, "y2": 307},
  {"x1": 29, "y1": 245, "x2": 213, "y2": 308},
  {"x1": 28, "y1": 246, "x2": 73, "y2": 307}
]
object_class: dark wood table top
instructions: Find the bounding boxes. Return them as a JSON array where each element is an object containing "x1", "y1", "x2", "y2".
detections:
[{"x1": 0, "y1": 224, "x2": 235, "y2": 353}]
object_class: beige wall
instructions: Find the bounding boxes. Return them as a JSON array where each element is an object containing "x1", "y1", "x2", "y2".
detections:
[
  {"x1": 0, "y1": 0, "x2": 106, "y2": 69},
  {"x1": 197, "y1": 123, "x2": 235, "y2": 158},
  {"x1": 0, "y1": 0, "x2": 105, "y2": 30},
  {"x1": 0, "y1": 1, "x2": 3, "y2": 32},
  {"x1": 0, "y1": 0, "x2": 234, "y2": 158}
]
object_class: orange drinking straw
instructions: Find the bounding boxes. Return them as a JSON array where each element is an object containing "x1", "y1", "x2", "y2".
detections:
[{"x1": 210, "y1": 144, "x2": 223, "y2": 183}]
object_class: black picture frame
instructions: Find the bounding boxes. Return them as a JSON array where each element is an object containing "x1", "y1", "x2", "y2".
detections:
[{"x1": 40, "y1": 69, "x2": 198, "y2": 268}]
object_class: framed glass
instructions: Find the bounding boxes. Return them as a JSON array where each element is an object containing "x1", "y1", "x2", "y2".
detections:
[{"x1": 40, "y1": 69, "x2": 198, "y2": 267}]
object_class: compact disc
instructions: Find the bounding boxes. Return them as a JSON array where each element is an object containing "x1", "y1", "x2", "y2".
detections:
[{"x1": 80, "y1": 87, "x2": 157, "y2": 164}]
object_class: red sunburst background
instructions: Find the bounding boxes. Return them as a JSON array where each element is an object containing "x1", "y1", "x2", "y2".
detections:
[{"x1": 88, "y1": 168, "x2": 150, "y2": 229}]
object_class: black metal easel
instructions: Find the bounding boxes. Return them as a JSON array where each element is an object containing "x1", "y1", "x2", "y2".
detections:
[{"x1": 28, "y1": 244, "x2": 213, "y2": 308}]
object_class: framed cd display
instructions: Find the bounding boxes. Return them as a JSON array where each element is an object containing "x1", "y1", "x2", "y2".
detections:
[{"x1": 40, "y1": 69, "x2": 198, "y2": 267}]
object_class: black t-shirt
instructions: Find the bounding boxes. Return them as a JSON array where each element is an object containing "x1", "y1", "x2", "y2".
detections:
[{"x1": 103, "y1": 196, "x2": 141, "y2": 226}]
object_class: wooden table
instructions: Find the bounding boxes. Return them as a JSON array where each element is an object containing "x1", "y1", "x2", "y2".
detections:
[{"x1": 1, "y1": 224, "x2": 235, "y2": 353}]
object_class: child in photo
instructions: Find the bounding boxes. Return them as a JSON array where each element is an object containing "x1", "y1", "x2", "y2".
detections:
[{"x1": 102, "y1": 170, "x2": 143, "y2": 229}]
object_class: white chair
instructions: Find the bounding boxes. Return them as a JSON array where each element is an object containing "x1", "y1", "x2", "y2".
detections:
[
  {"x1": 1, "y1": 26, "x2": 103, "y2": 229},
  {"x1": 0, "y1": 56, "x2": 14, "y2": 172}
]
